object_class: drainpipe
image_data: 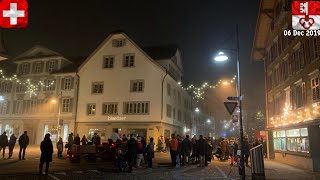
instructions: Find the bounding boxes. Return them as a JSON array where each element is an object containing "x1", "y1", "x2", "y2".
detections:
[
  {"x1": 161, "y1": 71, "x2": 168, "y2": 120},
  {"x1": 74, "y1": 73, "x2": 80, "y2": 134}
]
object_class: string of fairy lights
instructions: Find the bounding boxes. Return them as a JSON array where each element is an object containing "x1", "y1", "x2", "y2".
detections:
[
  {"x1": 182, "y1": 75, "x2": 237, "y2": 101},
  {"x1": 270, "y1": 102, "x2": 320, "y2": 128},
  {"x1": 0, "y1": 69, "x2": 55, "y2": 97}
]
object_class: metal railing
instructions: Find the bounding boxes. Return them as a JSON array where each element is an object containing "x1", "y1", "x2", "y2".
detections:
[{"x1": 250, "y1": 144, "x2": 265, "y2": 180}]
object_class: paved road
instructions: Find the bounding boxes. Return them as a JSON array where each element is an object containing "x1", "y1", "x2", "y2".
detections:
[{"x1": 1, "y1": 146, "x2": 320, "y2": 180}]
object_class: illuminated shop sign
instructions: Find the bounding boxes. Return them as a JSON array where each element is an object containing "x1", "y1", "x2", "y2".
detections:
[{"x1": 107, "y1": 116, "x2": 126, "y2": 120}]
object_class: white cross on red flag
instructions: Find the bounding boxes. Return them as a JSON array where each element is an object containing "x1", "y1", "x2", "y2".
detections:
[
  {"x1": 0, "y1": 0, "x2": 28, "y2": 28},
  {"x1": 292, "y1": 1, "x2": 320, "y2": 30}
]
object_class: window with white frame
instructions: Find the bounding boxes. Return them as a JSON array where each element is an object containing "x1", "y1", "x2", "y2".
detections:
[
  {"x1": 295, "y1": 83, "x2": 306, "y2": 108},
  {"x1": 102, "y1": 103, "x2": 118, "y2": 115},
  {"x1": 123, "y1": 101, "x2": 149, "y2": 114},
  {"x1": 92, "y1": 82, "x2": 103, "y2": 94},
  {"x1": 14, "y1": 100, "x2": 23, "y2": 114},
  {"x1": 173, "y1": 108, "x2": 176, "y2": 119},
  {"x1": 64, "y1": 78, "x2": 72, "y2": 90},
  {"x1": 177, "y1": 109, "x2": 181, "y2": 121},
  {"x1": 87, "y1": 103, "x2": 96, "y2": 115},
  {"x1": 33, "y1": 62, "x2": 42, "y2": 73},
  {"x1": 0, "y1": 101, "x2": 8, "y2": 114},
  {"x1": 62, "y1": 98, "x2": 71, "y2": 112},
  {"x1": 311, "y1": 77, "x2": 320, "y2": 101},
  {"x1": 16, "y1": 83, "x2": 27, "y2": 92},
  {"x1": 1, "y1": 82, "x2": 11, "y2": 93},
  {"x1": 112, "y1": 39, "x2": 126, "y2": 47},
  {"x1": 166, "y1": 104, "x2": 172, "y2": 118},
  {"x1": 103, "y1": 56, "x2": 114, "y2": 68},
  {"x1": 123, "y1": 54, "x2": 135, "y2": 67},
  {"x1": 30, "y1": 100, "x2": 37, "y2": 113},
  {"x1": 167, "y1": 83, "x2": 171, "y2": 96},
  {"x1": 44, "y1": 79, "x2": 55, "y2": 91},
  {"x1": 21, "y1": 63, "x2": 30, "y2": 74},
  {"x1": 130, "y1": 80, "x2": 144, "y2": 92},
  {"x1": 48, "y1": 60, "x2": 56, "y2": 72}
]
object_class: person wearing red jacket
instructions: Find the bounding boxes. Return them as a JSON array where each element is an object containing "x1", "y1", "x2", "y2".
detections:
[{"x1": 170, "y1": 134, "x2": 178, "y2": 167}]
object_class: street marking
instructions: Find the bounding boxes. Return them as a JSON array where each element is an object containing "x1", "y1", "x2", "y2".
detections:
[
  {"x1": 48, "y1": 174, "x2": 62, "y2": 180},
  {"x1": 215, "y1": 166, "x2": 227, "y2": 178}
]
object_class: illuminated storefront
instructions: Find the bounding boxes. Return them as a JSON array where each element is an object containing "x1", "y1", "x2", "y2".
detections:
[{"x1": 273, "y1": 128, "x2": 309, "y2": 153}]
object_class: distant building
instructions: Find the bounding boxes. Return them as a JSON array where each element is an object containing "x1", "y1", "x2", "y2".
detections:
[
  {"x1": 252, "y1": 0, "x2": 320, "y2": 172},
  {"x1": 0, "y1": 45, "x2": 78, "y2": 144},
  {"x1": 76, "y1": 32, "x2": 192, "y2": 142}
]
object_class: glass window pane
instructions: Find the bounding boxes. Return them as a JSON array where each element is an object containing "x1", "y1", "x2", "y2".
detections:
[
  {"x1": 287, "y1": 138, "x2": 298, "y2": 151},
  {"x1": 286, "y1": 129, "x2": 300, "y2": 137},
  {"x1": 278, "y1": 130, "x2": 286, "y2": 137},
  {"x1": 273, "y1": 131, "x2": 277, "y2": 138},
  {"x1": 301, "y1": 137, "x2": 309, "y2": 153},
  {"x1": 300, "y1": 128, "x2": 308, "y2": 136}
]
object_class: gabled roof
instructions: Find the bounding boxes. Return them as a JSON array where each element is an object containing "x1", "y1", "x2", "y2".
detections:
[
  {"x1": 12, "y1": 45, "x2": 64, "y2": 61},
  {"x1": 51, "y1": 56, "x2": 87, "y2": 74},
  {"x1": 78, "y1": 32, "x2": 166, "y2": 73},
  {"x1": 142, "y1": 44, "x2": 178, "y2": 60}
]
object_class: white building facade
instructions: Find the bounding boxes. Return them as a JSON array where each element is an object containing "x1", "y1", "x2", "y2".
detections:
[
  {"x1": 76, "y1": 32, "x2": 192, "y2": 142},
  {"x1": 0, "y1": 46, "x2": 78, "y2": 144}
]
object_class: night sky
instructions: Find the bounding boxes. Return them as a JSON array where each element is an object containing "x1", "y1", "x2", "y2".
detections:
[{"x1": 3, "y1": 0, "x2": 266, "y2": 122}]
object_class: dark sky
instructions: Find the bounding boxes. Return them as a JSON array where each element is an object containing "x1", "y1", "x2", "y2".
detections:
[{"x1": 3, "y1": 0, "x2": 265, "y2": 112}]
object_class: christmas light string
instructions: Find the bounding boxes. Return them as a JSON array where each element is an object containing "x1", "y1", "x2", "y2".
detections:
[
  {"x1": 0, "y1": 69, "x2": 55, "y2": 97},
  {"x1": 181, "y1": 75, "x2": 237, "y2": 101}
]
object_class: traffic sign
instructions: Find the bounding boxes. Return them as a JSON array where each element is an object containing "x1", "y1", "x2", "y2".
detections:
[
  {"x1": 227, "y1": 96, "x2": 239, "y2": 101},
  {"x1": 224, "y1": 102, "x2": 238, "y2": 115},
  {"x1": 232, "y1": 115, "x2": 238, "y2": 123}
]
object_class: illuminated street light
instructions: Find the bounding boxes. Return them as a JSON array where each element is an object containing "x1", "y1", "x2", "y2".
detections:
[
  {"x1": 222, "y1": 81, "x2": 229, "y2": 85},
  {"x1": 51, "y1": 99, "x2": 57, "y2": 103},
  {"x1": 214, "y1": 52, "x2": 228, "y2": 61},
  {"x1": 195, "y1": 107, "x2": 200, "y2": 113},
  {"x1": 207, "y1": 119, "x2": 211, "y2": 123},
  {"x1": 0, "y1": 96, "x2": 4, "y2": 101}
]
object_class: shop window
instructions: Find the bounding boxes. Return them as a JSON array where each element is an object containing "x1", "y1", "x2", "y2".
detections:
[
  {"x1": 286, "y1": 129, "x2": 300, "y2": 137},
  {"x1": 273, "y1": 128, "x2": 309, "y2": 153},
  {"x1": 63, "y1": 124, "x2": 69, "y2": 142}
]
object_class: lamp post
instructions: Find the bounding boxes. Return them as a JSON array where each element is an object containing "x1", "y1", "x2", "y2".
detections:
[
  {"x1": 214, "y1": 24, "x2": 245, "y2": 179},
  {"x1": 51, "y1": 91, "x2": 62, "y2": 142}
]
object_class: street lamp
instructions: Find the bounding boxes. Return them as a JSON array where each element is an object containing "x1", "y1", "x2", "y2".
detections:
[
  {"x1": 0, "y1": 96, "x2": 4, "y2": 101},
  {"x1": 51, "y1": 91, "x2": 62, "y2": 142},
  {"x1": 195, "y1": 107, "x2": 200, "y2": 113},
  {"x1": 213, "y1": 24, "x2": 245, "y2": 179},
  {"x1": 207, "y1": 119, "x2": 211, "y2": 123}
]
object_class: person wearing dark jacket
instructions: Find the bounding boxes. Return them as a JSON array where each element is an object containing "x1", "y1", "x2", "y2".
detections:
[
  {"x1": 126, "y1": 134, "x2": 137, "y2": 173},
  {"x1": 197, "y1": 135, "x2": 206, "y2": 167},
  {"x1": 8, "y1": 134, "x2": 17, "y2": 158},
  {"x1": 39, "y1": 134, "x2": 53, "y2": 176},
  {"x1": 74, "y1": 134, "x2": 80, "y2": 145},
  {"x1": 18, "y1": 131, "x2": 29, "y2": 160},
  {"x1": 0, "y1": 132, "x2": 8, "y2": 158},
  {"x1": 241, "y1": 137, "x2": 250, "y2": 167},
  {"x1": 181, "y1": 135, "x2": 192, "y2": 166},
  {"x1": 81, "y1": 135, "x2": 88, "y2": 145}
]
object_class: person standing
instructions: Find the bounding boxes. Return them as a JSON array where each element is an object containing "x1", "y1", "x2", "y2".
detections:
[
  {"x1": 81, "y1": 135, "x2": 88, "y2": 145},
  {"x1": 181, "y1": 135, "x2": 192, "y2": 166},
  {"x1": 242, "y1": 137, "x2": 250, "y2": 167},
  {"x1": 136, "y1": 136, "x2": 144, "y2": 168},
  {"x1": 220, "y1": 138, "x2": 228, "y2": 161},
  {"x1": 125, "y1": 134, "x2": 137, "y2": 173},
  {"x1": 170, "y1": 134, "x2": 178, "y2": 167},
  {"x1": 229, "y1": 141, "x2": 235, "y2": 166},
  {"x1": 74, "y1": 134, "x2": 80, "y2": 145},
  {"x1": 146, "y1": 137, "x2": 154, "y2": 168},
  {"x1": 0, "y1": 132, "x2": 8, "y2": 158},
  {"x1": 39, "y1": 134, "x2": 53, "y2": 176},
  {"x1": 67, "y1": 133, "x2": 74, "y2": 150},
  {"x1": 18, "y1": 131, "x2": 29, "y2": 160},
  {"x1": 8, "y1": 134, "x2": 17, "y2": 159},
  {"x1": 56, "y1": 137, "x2": 63, "y2": 158},
  {"x1": 197, "y1": 135, "x2": 206, "y2": 167}
]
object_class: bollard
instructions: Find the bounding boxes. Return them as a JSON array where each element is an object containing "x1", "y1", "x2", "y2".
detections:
[{"x1": 250, "y1": 144, "x2": 265, "y2": 180}]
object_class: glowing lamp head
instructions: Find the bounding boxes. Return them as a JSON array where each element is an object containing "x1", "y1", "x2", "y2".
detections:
[
  {"x1": 214, "y1": 52, "x2": 228, "y2": 62},
  {"x1": 51, "y1": 99, "x2": 57, "y2": 103},
  {"x1": 195, "y1": 108, "x2": 200, "y2": 113},
  {"x1": 0, "y1": 96, "x2": 4, "y2": 101}
]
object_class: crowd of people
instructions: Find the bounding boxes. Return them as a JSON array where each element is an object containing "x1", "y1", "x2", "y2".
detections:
[{"x1": 0, "y1": 131, "x2": 29, "y2": 160}]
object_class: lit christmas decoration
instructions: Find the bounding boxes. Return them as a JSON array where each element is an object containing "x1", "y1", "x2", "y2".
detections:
[
  {"x1": 0, "y1": 69, "x2": 55, "y2": 97},
  {"x1": 182, "y1": 75, "x2": 237, "y2": 102}
]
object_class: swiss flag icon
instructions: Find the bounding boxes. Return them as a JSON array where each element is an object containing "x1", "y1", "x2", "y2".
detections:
[
  {"x1": 292, "y1": 1, "x2": 320, "y2": 30},
  {"x1": 0, "y1": 0, "x2": 28, "y2": 28}
]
